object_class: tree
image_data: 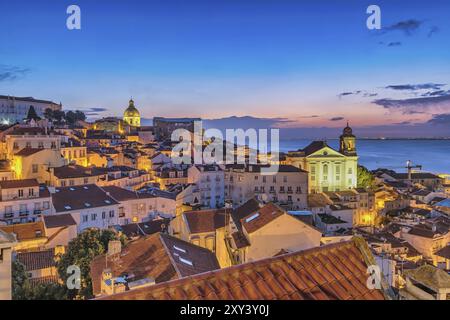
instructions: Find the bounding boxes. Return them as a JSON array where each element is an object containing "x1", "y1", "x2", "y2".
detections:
[
  {"x1": 65, "y1": 110, "x2": 86, "y2": 124},
  {"x1": 26, "y1": 105, "x2": 41, "y2": 121},
  {"x1": 12, "y1": 260, "x2": 67, "y2": 300},
  {"x1": 44, "y1": 108, "x2": 54, "y2": 120},
  {"x1": 357, "y1": 165, "x2": 376, "y2": 189},
  {"x1": 57, "y1": 228, "x2": 125, "y2": 299}
]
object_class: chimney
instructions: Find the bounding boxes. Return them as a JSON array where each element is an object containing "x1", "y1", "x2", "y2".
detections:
[{"x1": 108, "y1": 240, "x2": 122, "y2": 256}]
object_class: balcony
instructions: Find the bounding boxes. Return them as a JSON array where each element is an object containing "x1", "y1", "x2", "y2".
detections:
[
  {"x1": 19, "y1": 211, "x2": 29, "y2": 217},
  {"x1": 4, "y1": 213, "x2": 14, "y2": 219},
  {"x1": 34, "y1": 210, "x2": 42, "y2": 215}
]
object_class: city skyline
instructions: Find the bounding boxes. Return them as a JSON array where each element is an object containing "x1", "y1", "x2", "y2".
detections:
[{"x1": 1, "y1": 0, "x2": 450, "y2": 137}]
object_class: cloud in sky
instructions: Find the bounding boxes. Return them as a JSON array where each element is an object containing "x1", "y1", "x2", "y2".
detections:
[
  {"x1": 427, "y1": 113, "x2": 450, "y2": 125},
  {"x1": 385, "y1": 83, "x2": 446, "y2": 91},
  {"x1": 0, "y1": 65, "x2": 30, "y2": 82},
  {"x1": 330, "y1": 117, "x2": 344, "y2": 121},
  {"x1": 372, "y1": 94, "x2": 450, "y2": 115},
  {"x1": 387, "y1": 42, "x2": 402, "y2": 47},
  {"x1": 383, "y1": 19, "x2": 424, "y2": 36}
]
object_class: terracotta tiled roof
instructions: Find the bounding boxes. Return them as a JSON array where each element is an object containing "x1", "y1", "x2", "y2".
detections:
[
  {"x1": 101, "y1": 186, "x2": 139, "y2": 201},
  {"x1": 183, "y1": 209, "x2": 227, "y2": 234},
  {"x1": 435, "y1": 245, "x2": 450, "y2": 260},
  {"x1": 52, "y1": 184, "x2": 118, "y2": 213},
  {"x1": 98, "y1": 239, "x2": 386, "y2": 300},
  {"x1": 232, "y1": 198, "x2": 260, "y2": 224},
  {"x1": 117, "y1": 219, "x2": 170, "y2": 238},
  {"x1": 231, "y1": 231, "x2": 250, "y2": 249},
  {"x1": 28, "y1": 275, "x2": 59, "y2": 287},
  {"x1": 240, "y1": 202, "x2": 285, "y2": 234},
  {"x1": 0, "y1": 178, "x2": 39, "y2": 189},
  {"x1": 53, "y1": 165, "x2": 105, "y2": 179},
  {"x1": 17, "y1": 249, "x2": 56, "y2": 271},
  {"x1": 43, "y1": 214, "x2": 77, "y2": 229},
  {"x1": 308, "y1": 193, "x2": 333, "y2": 208},
  {"x1": 14, "y1": 148, "x2": 45, "y2": 157},
  {"x1": 0, "y1": 222, "x2": 45, "y2": 241},
  {"x1": 90, "y1": 233, "x2": 220, "y2": 296}
]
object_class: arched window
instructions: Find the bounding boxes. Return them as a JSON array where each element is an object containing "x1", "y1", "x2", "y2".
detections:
[{"x1": 323, "y1": 164, "x2": 328, "y2": 174}]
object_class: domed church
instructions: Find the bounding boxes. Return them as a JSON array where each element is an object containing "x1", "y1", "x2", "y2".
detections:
[{"x1": 123, "y1": 98, "x2": 141, "y2": 127}]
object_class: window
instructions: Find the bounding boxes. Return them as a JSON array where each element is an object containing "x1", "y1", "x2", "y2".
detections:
[
  {"x1": 262, "y1": 176, "x2": 266, "y2": 183},
  {"x1": 28, "y1": 188, "x2": 34, "y2": 196},
  {"x1": 5, "y1": 206, "x2": 12, "y2": 214},
  {"x1": 91, "y1": 213, "x2": 97, "y2": 221},
  {"x1": 38, "y1": 141, "x2": 44, "y2": 149},
  {"x1": 51, "y1": 141, "x2": 56, "y2": 149},
  {"x1": 43, "y1": 201, "x2": 50, "y2": 209},
  {"x1": 254, "y1": 175, "x2": 258, "y2": 180},
  {"x1": 26, "y1": 142, "x2": 31, "y2": 148},
  {"x1": 348, "y1": 168, "x2": 353, "y2": 174},
  {"x1": 272, "y1": 176, "x2": 276, "y2": 183},
  {"x1": 69, "y1": 180, "x2": 75, "y2": 186},
  {"x1": 13, "y1": 142, "x2": 19, "y2": 150},
  {"x1": 82, "y1": 215, "x2": 88, "y2": 223},
  {"x1": 288, "y1": 195, "x2": 292, "y2": 202},
  {"x1": 102, "y1": 212, "x2": 106, "y2": 219},
  {"x1": 109, "y1": 210, "x2": 115, "y2": 218},
  {"x1": 32, "y1": 164, "x2": 38, "y2": 174},
  {"x1": 83, "y1": 178, "x2": 89, "y2": 184},
  {"x1": 296, "y1": 186, "x2": 302, "y2": 193},
  {"x1": 19, "y1": 204, "x2": 27, "y2": 213},
  {"x1": 283, "y1": 176, "x2": 287, "y2": 183},
  {"x1": 18, "y1": 189, "x2": 24, "y2": 198},
  {"x1": 34, "y1": 203, "x2": 41, "y2": 211},
  {"x1": 61, "y1": 181, "x2": 66, "y2": 187}
]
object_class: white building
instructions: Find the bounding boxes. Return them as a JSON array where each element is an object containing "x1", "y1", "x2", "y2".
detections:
[
  {"x1": 0, "y1": 95, "x2": 61, "y2": 125},
  {"x1": 188, "y1": 165, "x2": 225, "y2": 209},
  {"x1": 102, "y1": 186, "x2": 176, "y2": 225},
  {"x1": 0, "y1": 179, "x2": 52, "y2": 224},
  {"x1": 225, "y1": 164, "x2": 308, "y2": 210},
  {"x1": 50, "y1": 184, "x2": 119, "y2": 232}
]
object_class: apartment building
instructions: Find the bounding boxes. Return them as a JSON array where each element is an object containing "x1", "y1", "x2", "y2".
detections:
[
  {"x1": 225, "y1": 164, "x2": 308, "y2": 210},
  {"x1": 102, "y1": 186, "x2": 176, "y2": 225},
  {"x1": 0, "y1": 179, "x2": 52, "y2": 224},
  {"x1": 49, "y1": 165, "x2": 107, "y2": 187},
  {"x1": 51, "y1": 184, "x2": 119, "y2": 232},
  {"x1": 188, "y1": 165, "x2": 225, "y2": 209}
]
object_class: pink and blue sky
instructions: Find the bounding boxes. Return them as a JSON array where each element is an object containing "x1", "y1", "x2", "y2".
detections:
[{"x1": 1, "y1": 0, "x2": 450, "y2": 138}]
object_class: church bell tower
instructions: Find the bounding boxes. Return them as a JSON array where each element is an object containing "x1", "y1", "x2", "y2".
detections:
[{"x1": 339, "y1": 122, "x2": 356, "y2": 156}]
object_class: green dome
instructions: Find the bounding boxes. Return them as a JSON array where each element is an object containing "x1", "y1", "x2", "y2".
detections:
[{"x1": 123, "y1": 99, "x2": 140, "y2": 117}]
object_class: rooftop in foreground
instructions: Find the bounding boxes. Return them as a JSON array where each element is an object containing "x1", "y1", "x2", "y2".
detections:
[{"x1": 98, "y1": 238, "x2": 387, "y2": 300}]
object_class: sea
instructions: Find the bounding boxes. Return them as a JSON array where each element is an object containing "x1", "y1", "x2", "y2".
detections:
[{"x1": 278, "y1": 139, "x2": 450, "y2": 174}]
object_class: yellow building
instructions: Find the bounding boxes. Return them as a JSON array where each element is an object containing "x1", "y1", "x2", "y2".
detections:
[
  {"x1": 286, "y1": 123, "x2": 358, "y2": 193},
  {"x1": 123, "y1": 99, "x2": 140, "y2": 128}
]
